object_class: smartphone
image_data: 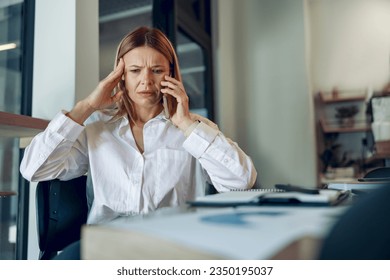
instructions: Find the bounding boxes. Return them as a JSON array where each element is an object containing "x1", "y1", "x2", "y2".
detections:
[
  {"x1": 162, "y1": 72, "x2": 176, "y2": 119},
  {"x1": 162, "y1": 95, "x2": 170, "y2": 119}
]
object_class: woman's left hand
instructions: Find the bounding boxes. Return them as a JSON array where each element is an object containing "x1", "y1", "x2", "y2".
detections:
[{"x1": 160, "y1": 75, "x2": 195, "y2": 131}]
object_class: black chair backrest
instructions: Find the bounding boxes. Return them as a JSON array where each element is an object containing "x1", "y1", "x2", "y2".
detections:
[
  {"x1": 363, "y1": 167, "x2": 390, "y2": 179},
  {"x1": 36, "y1": 176, "x2": 88, "y2": 260},
  {"x1": 318, "y1": 184, "x2": 390, "y2": 259}
]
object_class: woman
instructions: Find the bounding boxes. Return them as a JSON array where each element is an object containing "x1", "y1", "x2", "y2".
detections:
[{"x1": 20, "y1": 26, "x2": 257, "y2": 226}]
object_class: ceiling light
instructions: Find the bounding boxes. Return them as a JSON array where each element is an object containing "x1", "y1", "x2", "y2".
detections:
[{"x1": 0, "y1": 43, "x2": 17, "y2": 52}]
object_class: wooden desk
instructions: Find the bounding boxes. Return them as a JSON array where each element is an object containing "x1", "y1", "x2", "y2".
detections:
[
  {"x1": 81, "y1": 205, "x2": 348, "y2": 260},
  {"x1": 0, "y1": 191, "x2": 17, "y2": 197},
  {"x1": 0, "y1": 111, "x2": 48, "y2": 138}
]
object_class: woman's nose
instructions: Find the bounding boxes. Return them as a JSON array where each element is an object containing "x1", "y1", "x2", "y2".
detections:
[{"x1": 141, "y1": 70, "x2": 153, "y2": 85}]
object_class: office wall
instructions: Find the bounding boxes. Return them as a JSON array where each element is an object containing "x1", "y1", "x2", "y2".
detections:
[
  {"x1": 309, "y1": 0, "x2": 390, "y2": 92},
  {"x1": 211, "y1": 0, "x2": 238, "y2": 140},
  {"x1": 32, "y1": 0, "x2": 99, "y2": 120},
  {"x1": 214, "y1": 0, "x2": 316, "y2": 189},
  {"x1": 32, "y1": 0, "x2": 76, "y2": 119}
]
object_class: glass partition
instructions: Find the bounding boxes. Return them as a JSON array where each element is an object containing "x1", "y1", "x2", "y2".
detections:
[
  {"x1": 176, "y1": 29, "x2": 208, "y2": 117},
  {"x1": 0, "y1": 1, "x2": 23, "y2": 114},
  {"x1": 99, "y1": 0, "x2": 153, "y2": 80},
  {"x1": 0, "y1": 0, "x2": 31, "y2": 260}
]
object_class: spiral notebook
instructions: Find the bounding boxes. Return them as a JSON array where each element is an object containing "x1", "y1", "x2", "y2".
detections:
[{"x1": 187, "y1": 188, "x2": 349, "y2": 207}]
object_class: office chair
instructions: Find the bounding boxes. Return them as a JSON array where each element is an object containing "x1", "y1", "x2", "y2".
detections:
[
  {"x1": 318, "y1": 184, "x2": 390, "y2": 259},
  {"x1": 363, "y1": 167, "x2": 390, "y2": 179},
  {"x1": 36, "y1": 176, "x2": 88, "y2": 260}
]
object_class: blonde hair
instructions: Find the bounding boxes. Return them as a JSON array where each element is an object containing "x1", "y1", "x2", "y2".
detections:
[{"x1": 109, "y1": 26, "x2": 181, "y2": 122}]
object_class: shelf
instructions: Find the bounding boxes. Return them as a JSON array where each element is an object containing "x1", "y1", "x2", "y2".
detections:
[
  {"x1": 365, "y1": 153, "x2": 390, "y2": 165},
  {"x1": 314, "y1": 88, "x2": 380, "y2": 187},
  {"x1": 320, "y1": 118, "x2": 371, "y2": 133},
  {"x1": 320, "y1": 176, "x2": 357, "y2": 185},
  {"x1": 319, "y1": 90, "x2": 367, "y2": 104},
  {"x1": 0, "y1": 111, "x2": 49, "y2": 138}
]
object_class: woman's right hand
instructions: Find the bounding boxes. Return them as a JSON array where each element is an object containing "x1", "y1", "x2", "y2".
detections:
[
  {"x1": 67, "y1": 59, "x2": 125, "y2": 124},
  {"x1": 85, "y1": 58, "x2": 125, "y2": 110}
]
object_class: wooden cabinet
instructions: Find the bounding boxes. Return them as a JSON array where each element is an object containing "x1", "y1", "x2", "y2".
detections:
[{"x1": 314, "y1": 89, "x2": 379, "y2": 186}]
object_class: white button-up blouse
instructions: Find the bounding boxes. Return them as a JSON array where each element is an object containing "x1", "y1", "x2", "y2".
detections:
[{"x1": 20, "y1": 111, "x2": 257, "y2": 224}]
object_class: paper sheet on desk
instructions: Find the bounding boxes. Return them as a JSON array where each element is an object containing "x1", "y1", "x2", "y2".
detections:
[
  {"x1": 109, "y1": 206, "x2": 348, "y2": 259},
  {"x1": 188, "y1": 189, "x2": 348, "y2": 207}
]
